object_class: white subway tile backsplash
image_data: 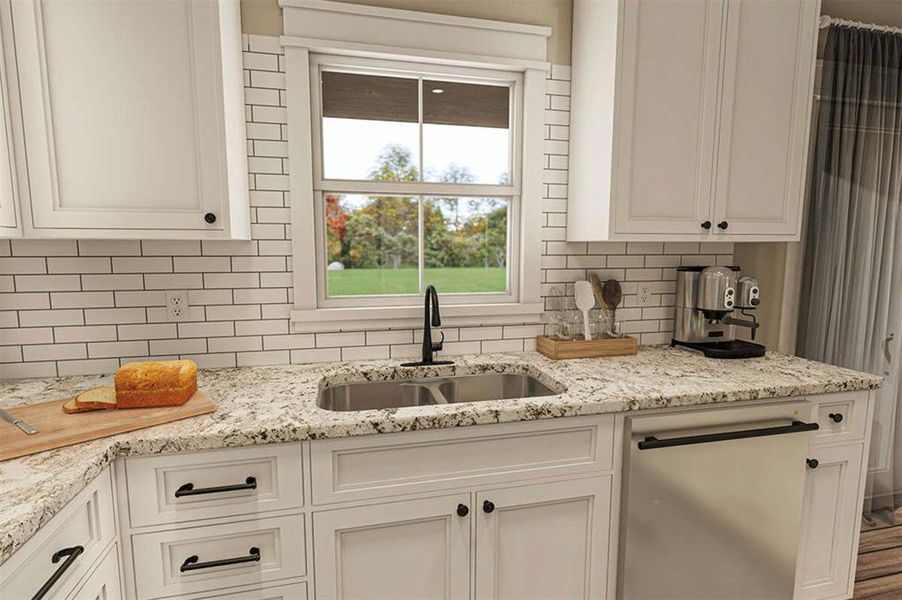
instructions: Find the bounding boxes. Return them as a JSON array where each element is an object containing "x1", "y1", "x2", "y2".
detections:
[
  {"x1": 87, "y1": 340, "x2": 149, "y2": 359},
  {"x1": 81, "y1": 274, "x2": 144, "y2": 291},
  {"x1": 54, "y1": 325, "x2": 118, "y2": 343},
  {"x1": 0, "y1": 43, "x2": 732, "y2": 378},
  {"x1": 47, "y1": 257, "x2": 110, "y2": 274},
  {"x1": 117, "y1": 323, "x2": 177, "y2": 341},
  {"x1": 50, "y1": 291, "x2": 115, "y2": 309},
  {"x1": 112, "y1": 257, "x2": 173, "y2": 273},
  {"x1": 19, "y1": 309, "x2": 83, "y2": 327},
  {"x1": 15, "y1": 275, "x2": 81, "y2": 292},
  {"x1": 22, "y1": 343, "x2": 87, "y2": 362},
  {"x1": 84, "y1": 308, "x2": 145, "y2": 325}
]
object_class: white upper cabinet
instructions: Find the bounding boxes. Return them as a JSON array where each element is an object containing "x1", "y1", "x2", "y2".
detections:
[
  {"x1": 4, "y1": 0, "x2": 250, "y2": 239},
  {"x1": 611, "y1": 0, "x2": 722, "y2": 236},
  {"x1": 712, "y1": 0, "x2": 819, "y2": 237},
  {"x1": 0, "y1": 14, "x2": 18, "y2": 237},
  {"x1": 567, "y1": 0, "x2": 820, "y2": 242}
]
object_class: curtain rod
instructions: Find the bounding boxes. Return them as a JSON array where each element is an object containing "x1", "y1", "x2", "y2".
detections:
[{"x1": 819, "y1": 15, "x2": 902, "y2": 36}]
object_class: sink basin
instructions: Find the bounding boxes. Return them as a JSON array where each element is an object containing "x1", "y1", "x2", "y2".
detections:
[{"x1": 318, "y1": 373, "x2": 559, "y2": 412}]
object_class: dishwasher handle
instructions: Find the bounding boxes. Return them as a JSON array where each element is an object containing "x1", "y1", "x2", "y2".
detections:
[{"x1": 638, "y1": 420, "x2": 819, "y2": 450}]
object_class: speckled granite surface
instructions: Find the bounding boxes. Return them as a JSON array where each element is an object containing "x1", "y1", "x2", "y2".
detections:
[{"x1": 0, "y1": 346, "x2": 882, "y2": 565}]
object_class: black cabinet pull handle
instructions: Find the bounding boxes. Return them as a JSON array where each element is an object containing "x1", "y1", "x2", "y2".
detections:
[
  {"x1": 717, "y1": 221, "x2": 729, "y2": 230},
  {"x1": 32, "y1": 545, "x2": 84, "y2": 600},
  {"x1": 483, "y1": 500, "x2": 495, "y2": 514},
  {"x1": 828, "y1": 413, "x2": 844, "y2": 423},
  {"x1": 175, "y1": 476, "x2": 257, "y2": 498},
  {"x1": 701, "y1": 220, "x2": 712, "y2": 230},
  {"x1": 456, "y1": 503, "x2": 469, "y2": 517},
  {"x1": 807, "y1": 458, "x2": 819, "y2": 469},
  {"x1": 181, "y1": 547, "x2": 260, "y2": 572},
  {"x1": 638, "y1": 420, "x2": 819, "y2": 450},
  {"x1": 204, "y1": 212, "x2": 217, "y2": 224}
]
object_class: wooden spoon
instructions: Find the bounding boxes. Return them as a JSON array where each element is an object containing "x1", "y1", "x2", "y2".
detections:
[{"x1": 602, "y1": 279, "x2": 622, "y2": 321}]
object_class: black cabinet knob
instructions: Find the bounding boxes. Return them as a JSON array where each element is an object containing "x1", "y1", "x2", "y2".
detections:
[
  {"x1": 701, "y1": 221, "x2": 712, "y2": 230},
  {"x1": 717, "y1": 221, "x2": 729, "y2": 230},
  {"x1": 483, "y1": 500, "x2": 495, "y2": 514},
  {"x1": 828, "y1": 413, "x2": 844, "y2": 423},
  {"x1": 204, "y1": 212, "x2": 217, "y2": 224},
  {"x1": 806, "y1": 458, "x2": 819, "y2": 469},
  {"x1": 456, "y1": 503, "x2": 469, "y2": 517}
]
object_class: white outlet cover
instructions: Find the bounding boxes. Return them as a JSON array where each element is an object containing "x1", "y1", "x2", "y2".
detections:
[
  {"x1": 165, "y1": 290, "x2": 190, "y2": 322},
  {"x1": 637, "y1": 284, "x2": 652, "y2": 306}
]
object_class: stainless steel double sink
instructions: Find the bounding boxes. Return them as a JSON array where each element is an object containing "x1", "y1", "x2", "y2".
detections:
[{"x1": 318, "y1": 373, "x2": 559, "y2": 412}]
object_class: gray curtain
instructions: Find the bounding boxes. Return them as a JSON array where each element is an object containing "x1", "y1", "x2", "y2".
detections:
[{"x1": 797, "y1": 24, "x2": 902, "y2": 514}]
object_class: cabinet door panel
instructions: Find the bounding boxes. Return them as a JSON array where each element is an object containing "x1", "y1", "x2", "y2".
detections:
[
  {"x1": 313, "y1": 494, "x2": 470, "y2": 599},
  {"x1": 795, "y1": 444, "x2": 864, "y2": 599},
  {"x1": 613, "y1": 0, "x2": 722, "y2": 235},
  {"x1": 713, "y1": 0, "x2": 819, "y2": 237},
  {"x1": 67, "y1": 543, "x2": 121, "y2": 600},
  {"x1": 11, "y1": 0, "x2": 227, "y2": 232},
  {"x1": 0, "y1": 14, "x2": 18, "y2": 236},
  {"x1": 475, "y1": 477, "x2": 612, "y2": 599}
]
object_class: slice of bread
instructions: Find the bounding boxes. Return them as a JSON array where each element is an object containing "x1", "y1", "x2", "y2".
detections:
[
  {"x1": 115, "y1": 360, "x2": 198, "y2": 408},
  {"x1": 63, "y1": 398, "x2": 102, "y2": 414},
  {"x1": 75, "y1": 386, "x2": 118, "y2": 410}
]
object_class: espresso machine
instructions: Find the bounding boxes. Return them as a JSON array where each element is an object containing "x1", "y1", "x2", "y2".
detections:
[{"x1": 671, "y1": 266, "x2": 766, "y2": 359}]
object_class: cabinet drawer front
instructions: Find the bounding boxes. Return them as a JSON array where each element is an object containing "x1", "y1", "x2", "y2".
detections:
[
  {"x1": 811, "y1": 391, "x2": 868, "y2": 446},
  {"x1": 0, "y1": 470, "x2": 115, "y2": 600},
  {"x1": 132, "y1": 515, "x2": 306, "y2": 599},
  {"x1": 67, "y1": 542, "x2": 121, "y2": 600},
  {"x1": 195, "y1": 582, "x2": 308, "y2": 600},
  {"x1": 311, "y1": 416, "x2": 614, "y2": 505},
  {"x1": 126, "y1": 444, "x2": 303, "y2": 527}
]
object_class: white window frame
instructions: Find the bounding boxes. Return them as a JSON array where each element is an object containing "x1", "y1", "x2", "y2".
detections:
[
  {"x1": 281, "y1": 0, "x2": 550, "y2": 332},
  {"x1": 311, "y1": 55, "x2": 522, "y2": 309}
]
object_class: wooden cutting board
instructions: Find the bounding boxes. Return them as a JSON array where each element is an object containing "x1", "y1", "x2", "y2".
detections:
[{"x1": 0, "y1": 390, "x2": 215, "y2": 462}]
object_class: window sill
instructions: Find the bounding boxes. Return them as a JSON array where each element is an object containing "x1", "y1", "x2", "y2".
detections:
[{"x1": 290, "y1": 302, "x2": 544, "y2": 333}]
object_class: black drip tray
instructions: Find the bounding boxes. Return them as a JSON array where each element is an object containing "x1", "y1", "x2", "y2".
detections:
[{"x1": 672, "y1": 339, "x2": 766, "y2": 359}]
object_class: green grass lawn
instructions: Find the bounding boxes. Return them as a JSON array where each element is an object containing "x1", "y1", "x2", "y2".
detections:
[{"x1": 327, "y1": 267, "x2": 506, "y2": 296}]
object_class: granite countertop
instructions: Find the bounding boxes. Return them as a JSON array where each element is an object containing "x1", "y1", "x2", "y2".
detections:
[{"x1": 0, "y1": 346, "x2": 883, "y2": 564}]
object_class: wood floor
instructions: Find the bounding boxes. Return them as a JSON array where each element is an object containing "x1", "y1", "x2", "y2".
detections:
[{"x1": 855, "y1": 509, "x2": 902, "y2": 598}]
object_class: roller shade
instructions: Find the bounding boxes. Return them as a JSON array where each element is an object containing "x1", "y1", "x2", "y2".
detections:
[{"x1": 321, "y1": 71, "x2": 510, "y2": 129}]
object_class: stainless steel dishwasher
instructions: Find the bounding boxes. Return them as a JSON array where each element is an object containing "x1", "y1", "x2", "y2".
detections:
[{"x1": 618, "y1": 402, "x2": 818, "y2": 599}]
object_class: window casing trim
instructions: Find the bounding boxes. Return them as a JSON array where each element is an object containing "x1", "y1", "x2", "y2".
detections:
[{"x1": 283, "y1": 1, "x2": 548, "y2": 331}]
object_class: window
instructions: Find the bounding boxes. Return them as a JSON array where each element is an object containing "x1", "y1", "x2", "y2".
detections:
[
  {"x1": 282, "y1": 0, "x2": 549, "y2": 330},
  {"x1": 311, "y1": 56, "x2": 522, "y2": 307}
]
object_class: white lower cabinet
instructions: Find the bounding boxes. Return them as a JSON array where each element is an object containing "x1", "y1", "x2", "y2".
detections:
[
  {"x1": 68, "y1": 543, "x2": 122, "y2": 600},
  {"x1": 795, "y1": 443, "x2": 866, "y2": 600},
  {"x1": 312, "y1": 477, "x2": 613, "y2": 600},
  {"x1": 313, "y1": 494, "x2": 471, "y2": 599},
  {"x1": 0, "y1": 469, "x2": 116, "y2": 600},
  {"x1": 475, "y1": 477, "x2": 612, "y2": 599}
]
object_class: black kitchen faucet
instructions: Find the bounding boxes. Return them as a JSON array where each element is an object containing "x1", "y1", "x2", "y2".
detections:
[{"x1": 401, "y1": 285, "x2": 453, "y2": 367}]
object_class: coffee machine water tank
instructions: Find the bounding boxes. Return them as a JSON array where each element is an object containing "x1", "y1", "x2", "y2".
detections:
[
  {"x1": 736, "y1": 276, "x2": 760, "y2": 309},
  {"x1": 696, "y1": 266, "x2": 737, "y2": 319}
]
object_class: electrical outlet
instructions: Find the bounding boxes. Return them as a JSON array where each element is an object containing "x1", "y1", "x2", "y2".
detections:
[
  {"x1": 166, "y1": 290, "x2": 190, "y2": 322},
  {"x1": 637, "y1": 284, "x2": 652, "y2": 307}
]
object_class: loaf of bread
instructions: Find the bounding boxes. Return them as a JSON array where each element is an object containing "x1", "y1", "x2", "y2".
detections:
[{"x1": 115, "y1": 360, "x2": 197, "y2": 408}]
